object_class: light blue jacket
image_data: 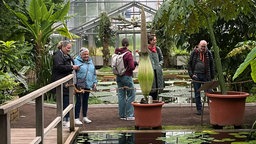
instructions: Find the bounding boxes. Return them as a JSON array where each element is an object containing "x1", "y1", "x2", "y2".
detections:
[{"x1": 74, "y1": 55, "x2": 97, "y2": 89}]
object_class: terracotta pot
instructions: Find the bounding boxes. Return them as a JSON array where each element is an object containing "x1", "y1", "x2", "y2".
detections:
[
  {"x1": 206, "y1": 91, "x2": 249, "y2": 126},
  {"x1": 132, "y1": 101, "x2": 164, "y2": 129}
]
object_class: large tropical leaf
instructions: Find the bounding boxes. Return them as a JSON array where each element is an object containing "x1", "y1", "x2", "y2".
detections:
[
  {"x1": 233, "y1": 47, "x2": 256, "y2": 82},
  {"x1": 251, "y1": 59, "x2": 256, "y2": 82},
  {"x1": 50, "y1": 1, "x2": 70, "y2": 21},
  {"x1": 28, "y1": 0, "x2": 41, "y2": 23},
  {"x1": 56, "y1": 25, "x2": 80, "y2": 40}
]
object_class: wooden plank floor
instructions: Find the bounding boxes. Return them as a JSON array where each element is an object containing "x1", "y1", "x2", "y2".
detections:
[{"x1": 11, "y1": 128, "x2": 79, "y2": 144}]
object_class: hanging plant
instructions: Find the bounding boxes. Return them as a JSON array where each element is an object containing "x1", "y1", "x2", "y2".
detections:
[{"x1": 137, "y1": 7, "x2": 154, "y2": 103}]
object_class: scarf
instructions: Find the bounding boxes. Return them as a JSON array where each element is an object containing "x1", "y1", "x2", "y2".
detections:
[
  {"x1": 200, "y1": 52, "x2": 205, "y2": 62},
  {"x1": 148, "y1": 45, "x2": 157, "y2": 53}
]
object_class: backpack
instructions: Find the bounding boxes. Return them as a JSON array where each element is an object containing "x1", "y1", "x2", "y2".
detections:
[{"x1": 111, "y1": 51, "x2": 129, "y2": 76}]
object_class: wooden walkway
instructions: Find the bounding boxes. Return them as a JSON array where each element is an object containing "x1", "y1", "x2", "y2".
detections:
[
  {"x1": 0, "y1": 74, "x2": 80, "y2": 144},
  {"x1": 11, "y1": 128, "x2": 79, "y2": 144}
]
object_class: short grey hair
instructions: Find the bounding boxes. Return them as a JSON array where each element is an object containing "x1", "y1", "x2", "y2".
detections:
[{"x1": 79, "y1": 47, "x2": 89, "y2": 55}]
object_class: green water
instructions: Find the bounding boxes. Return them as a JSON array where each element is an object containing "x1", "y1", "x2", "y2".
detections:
[{"x1": 73, "y1": 130, "x2": 256, "y2": 144}]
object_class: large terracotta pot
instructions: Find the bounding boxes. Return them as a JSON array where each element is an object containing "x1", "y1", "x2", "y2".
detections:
[
  {"x1": 132, "y1": 101, "x2": 164, "y2": 129},
  {"x1": 206, "y1": 91, "x2": 249, "y2": 126}
]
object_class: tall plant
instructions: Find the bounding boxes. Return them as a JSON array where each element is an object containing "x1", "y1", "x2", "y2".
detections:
[
  {"x1": 137, "y1": 7, "x2": 154, "y2": 102},
  {"x1": 154, "y1": 0, "x2": 253, "y2": 94},
  {"x1": 3, "y1": 0, "x2": 78, "y2": 84},
  {"x1": 98, "y1": 12, "x2": 112, "y2": 67}
]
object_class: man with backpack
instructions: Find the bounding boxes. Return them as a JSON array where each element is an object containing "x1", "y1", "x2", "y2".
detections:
[{"x1": 113, "y1": 38, "x2": 138, "y2": 120}]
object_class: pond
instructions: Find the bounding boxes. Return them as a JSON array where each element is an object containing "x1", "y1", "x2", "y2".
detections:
[
  {"x1": 95, "y1": 80, "x2": 195, "y2": 104},
  {"x1": 73, "y1": 130, "x2": 256, "y2": 144}
]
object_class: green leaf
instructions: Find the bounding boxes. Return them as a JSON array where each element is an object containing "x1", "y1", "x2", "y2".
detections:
[
  {"x1": 28, "y1": 0, "x2": 41, "y2": 22},
  {"x1": 50, "y1": 1, "x2": 70, "y2": 21},
  {"x1": 251, "y1": 59, "x2": 256, "y2": 82},
  {"x1": 41, "y1": 2, "x2": 50, "y2": 21},
  {"x1": 233, "y1": 47, "x2": 256, "y2": 80}
]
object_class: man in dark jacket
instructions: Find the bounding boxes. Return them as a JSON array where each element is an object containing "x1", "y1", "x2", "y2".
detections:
[{"x1": 188, "y1": 40, "x2": 215, "y2": 115}]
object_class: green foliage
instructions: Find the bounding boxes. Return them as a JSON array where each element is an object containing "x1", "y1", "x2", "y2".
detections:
[
  {"x1": 153, "y1": 0, "x2": 254, "y2": 94},
  {"x1": 246, "y1": 95, "x2": 256, "y2": 103},
  {"x1": 172, "y1": 47, "x2": 189, "y2": 56},
  {"x1": 0, "y1": 40, "x2": 33, "y2": 72},
  {"x1": 88, "y1": 96, "x2": 103, "y2": 104},
  {"x1": 232, "y1": 41, "x2": 256, "y2": 82},
  {"x1": 0, "y1": 40, "x2": 33, "y2": 103},
  {"x1": 98, "y1": 66, "x2": 112, "y2": 72},
  {"x1": 98, "y1": 12, "x2": 112, "y2": 66},
  {"x1": 0, "y1": 71, "x2": 19, "y2": 104},
  {"x1": 0, "y1": 0, "x2": 22, "y2": 41},
  {"x1": 99, "y1": 12, "x2": 112, "y2": 41},
  {"x1": 3, "y1": 0, "x2": 77, "y2": 87}
]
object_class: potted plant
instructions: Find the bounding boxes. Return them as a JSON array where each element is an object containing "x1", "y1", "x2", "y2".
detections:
[
  {"x1": 131, "y1": 7, "x2": 164, "y2": 130},
  {"x1": 153, "y1": 0, "x2": 253, "y2": 127}
]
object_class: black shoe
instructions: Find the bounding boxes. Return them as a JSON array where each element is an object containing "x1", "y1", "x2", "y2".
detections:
[{"x1": 196, "y1": 110, "x2": 202, "y2": 115}]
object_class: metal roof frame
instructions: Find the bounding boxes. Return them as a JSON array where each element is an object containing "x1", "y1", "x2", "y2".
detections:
[{"x1": 70, "y1": 1, "x2": 157, "y2": 35}]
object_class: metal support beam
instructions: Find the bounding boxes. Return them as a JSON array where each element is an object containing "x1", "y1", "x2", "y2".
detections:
[{"x1": 70, "y1": 2, "x2": 157, "y2": 35}]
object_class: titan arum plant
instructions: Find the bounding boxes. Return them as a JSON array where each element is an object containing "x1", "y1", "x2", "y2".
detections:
[{"x1": 137, "y1": 7, "x2": 154, "y2": 103}]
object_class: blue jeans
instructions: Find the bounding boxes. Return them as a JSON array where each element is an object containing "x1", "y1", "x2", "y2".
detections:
[
  {"x1": 116, "y1": 76, "x2": 135, "y2": 118},
  {"x1": 193, "y1": 73, "x2": 207, "y2": 111},
  {"x1": 75, "y1": 90, "x2": 89, "y2": 119}
]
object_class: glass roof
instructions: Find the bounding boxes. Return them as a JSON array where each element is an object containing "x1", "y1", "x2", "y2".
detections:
[{"x1": 68, "y1": 0, "x2": 163, "y2": 35}]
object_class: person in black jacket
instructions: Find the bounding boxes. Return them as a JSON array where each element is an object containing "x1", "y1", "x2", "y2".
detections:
[
  {"x1": 188, "y1": 40, "x2": 215, "y2": 115},
  {"x1": 52, "y1": 40, "x2": 80, "y2": 127}
]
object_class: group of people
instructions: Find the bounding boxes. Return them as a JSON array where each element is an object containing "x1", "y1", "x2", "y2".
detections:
[
  {"x1": 52, "y1": 40, "x2": 97, "y2": 128},
  {"x1": 115, "y1": 34, "x2": 165, "y2": 120},
  {"x1": 116, "y1": 38, "x2": 215, "y2": 119},
  {"x1": 51, "y1": 36, "x2": 215, "y2": 128}
]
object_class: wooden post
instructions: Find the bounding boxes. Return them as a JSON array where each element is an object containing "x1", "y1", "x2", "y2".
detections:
[
  {"x1": 56, "y1": 85, "x2": 63, "y2": 144},
  {"x1": 0, "y1": 113, "x2": 10, "y2": 144},
  {"x1": 36, "y1": 95, "x2": 44, "y2": 143},
  {"x1": 69, "y1": 79, "x2": 75, "y2": 131}
]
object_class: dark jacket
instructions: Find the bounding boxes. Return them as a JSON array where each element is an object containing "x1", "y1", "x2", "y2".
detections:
[
  {"x1": 114, "y1": 47, "x2": 136, "y2": 76},
  {"x1": 149, "y1": 46, "x2": 164, "y2": 92},
  {"x1": 52, "y1": 50, "x2": 74, "y2": 95},
  {"x1": 187, "y1": 49, "x2": 215, "y2": 81}
]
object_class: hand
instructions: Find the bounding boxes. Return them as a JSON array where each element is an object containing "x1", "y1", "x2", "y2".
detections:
[
  {"x1": 134, "y1": 61, "x2": 139, "y2": 67},
  {"x1": 92, "y1": 84, "x2": 97, "y2": 91},
  {"x1": 72, "y1": 65, "x2": 80, "y2": 70},
  {"x1": 192, "y1": 74, "x2": 197, "y2": 79}
]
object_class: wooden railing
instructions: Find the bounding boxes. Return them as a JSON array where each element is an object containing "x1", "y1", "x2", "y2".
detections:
[{"x1": 0, "y1": 74, "x2": 76, "y2": 144}]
